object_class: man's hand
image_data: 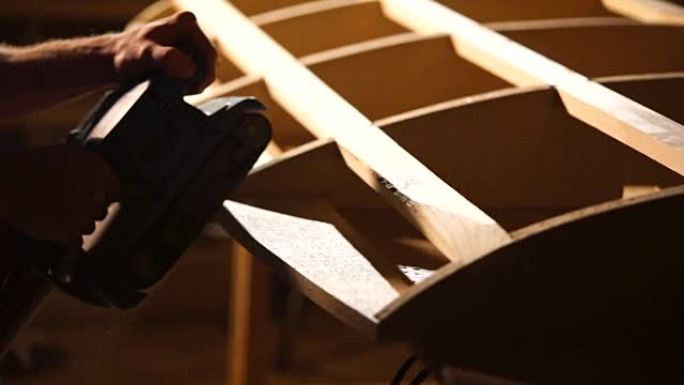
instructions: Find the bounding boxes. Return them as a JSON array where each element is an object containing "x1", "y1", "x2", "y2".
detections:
[
  {"x1": 0, "y1": 144, "x2": 120, "y2": 248},
  {"x1": 108, "y1": 11, "x2": 218, "y2": 93},
  {"x1": 0, "y1": 11, "x2": 217, "y2": 117}
]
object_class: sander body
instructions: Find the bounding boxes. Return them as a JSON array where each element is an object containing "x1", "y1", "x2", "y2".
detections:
[{"x1": 0, "y1": 72, "x2": 270, "y2": 349}]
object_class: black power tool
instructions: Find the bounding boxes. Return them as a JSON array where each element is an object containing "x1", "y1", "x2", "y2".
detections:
[{"x1": 16, "y1": 70, "x2": 269, "y2": 311}]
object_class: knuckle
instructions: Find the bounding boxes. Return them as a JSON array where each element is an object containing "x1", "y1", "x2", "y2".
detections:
[
  {"x1": 138, "y1": 42, "x2": 155, "y2": 60},
  {"x1": 139, "y1": 25, "x2": 157, "y2": 39},
  {"x1": 173, "y1": 11, "x2": 196, "y2": 25},
  {"x1": 157, "y1": 48, "x2": 178, "y2": 64}
]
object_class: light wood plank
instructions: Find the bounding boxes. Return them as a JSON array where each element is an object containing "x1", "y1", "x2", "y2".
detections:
[
  {"x1": 254, "y1": 0, "x2": 407, "y2": 56},
  {"x1": 376, "y1": 80, "x2": 683, "y2": 210},
  {"x1": 603, "y1": 0, "x2": 684, "y2": 25},
  {"x1": 381, "y1": 0, "x2": 684, "y2": 175},
  {"x1": 250, "y1": 0, "x2": 372, "y2": 24},
  {"x1": 237, "y1": 75, "x2": 683, "y2": 226},
  {"x1": 378, "y1": 185, "x2": 684, "y2": 382},
  {"x1": 432, "y1": 0, "x2": 615, "y2": 22},
  {"x1": 219, "y1": 200, "x2": 401, "y2": 332},
  {"x1": 499, "y1": 24, "x2": 684, "y2": 78},
  {"x1": 126, "y1": 1, "x2": 176, "y2": 29},
  {"x1": 174, "y1": 0, "x2": 512, "y2": 265},
  {"x1": 200, "y1": 23, "x2": 682, "y2": 144},
  {"x1": 226, "y1": 243, "x2": 277, "y2": 385}
]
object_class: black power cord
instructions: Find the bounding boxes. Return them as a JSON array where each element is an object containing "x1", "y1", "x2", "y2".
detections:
[
  {"x1": 409, "y1": 368, "x2": 432, "y2": 385},
  {"x1": 391, "y1": 356, "x2": 417, "y2": 385},
  {"x1": 391, "y1": 355, "x2": 432, "y2": 385}
]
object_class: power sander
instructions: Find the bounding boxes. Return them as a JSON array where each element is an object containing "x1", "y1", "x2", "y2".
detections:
[{"x1": 0, "y1": 56, "x2": 271, "y2": 350}]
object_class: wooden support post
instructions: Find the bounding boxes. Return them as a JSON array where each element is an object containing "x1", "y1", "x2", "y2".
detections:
[
  {"x1": 380, "y1": 0, "x2": 684, "y2": 176},
  {"x1": 228, "y1": 242, "x2": 276, "y2": 385},
  {"x1": 174, "y1": 0, "x2": 511, "y2": 265}
]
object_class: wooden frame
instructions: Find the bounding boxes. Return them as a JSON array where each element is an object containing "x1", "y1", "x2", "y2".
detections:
[
  {"x1": 380, "y1": 0, "x2": 684, "y2": 175},
  {"x1": 237, "y1": 73, "x2": 683, "y2": 224},
  {"x1": 603, "y1": 0, "x2": 684, "y2": 24},
  {"x1": 192, "y1": 0, "x2": 684, "y2": 24},
  {"x1": 175, "y1": 0, "x2": 512, "y2": 265},
  {"x1": 199, "y1": 23, "x2": 683, "y2": 149},
  {"x1": 150, "y1": 0, "x2": 684, "y2": 383},
  {"x1": 253, "y1": 0, "x2": 408, "y2": 56}
]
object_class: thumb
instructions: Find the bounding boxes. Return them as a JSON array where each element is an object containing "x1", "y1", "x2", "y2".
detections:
[{"x1": 150, "y1": 45, "x2": 196, "y2": 78}]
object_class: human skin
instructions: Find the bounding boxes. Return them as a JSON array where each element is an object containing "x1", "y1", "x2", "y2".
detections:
[{"x1": 0, "y1": 11, "x2": 217, "y2": 249}]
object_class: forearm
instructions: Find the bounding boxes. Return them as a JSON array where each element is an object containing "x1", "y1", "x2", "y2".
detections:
[{"x1": 0, "y1": 35, "x2": 118, "y2": 118}]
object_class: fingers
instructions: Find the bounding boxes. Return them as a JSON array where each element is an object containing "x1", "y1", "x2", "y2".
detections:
[
  {"x1": 172, "y1": 12, "x2": 218, "y2": 92},
  {"x1": 79, "y1": 191, "x2": 110, "y2": 236},
  {"x1": 145, "y1": 11, "x2": 217, "y2": 92},
  {"x1": 150, "y1": 45, "x2": 197, "y2": 80}
]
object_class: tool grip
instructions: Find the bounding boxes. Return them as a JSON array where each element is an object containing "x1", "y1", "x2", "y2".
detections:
[{"x1": 168, "y1": 42, "x2": 206, "y2": 95}]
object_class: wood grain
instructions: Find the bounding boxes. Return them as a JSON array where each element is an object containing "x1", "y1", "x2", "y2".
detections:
[
  {"x1": 378, "y1": 185, "x2": 684, "y2": 383},
  {"x1": 175, "y1": 0, "x2": 513, "y2": 265},
  {"x1": 603, "y1": 0, "x2": 684, "y2": 25},
  {"x1": 218, "y1": 200, "x2": 400, "y2": 333},
  {"x1": 255, "y1": 0, "x2": 407, "y2": 56},
  {"x1": 381, "y1": 0, "x2": 684, "y2": 175}
]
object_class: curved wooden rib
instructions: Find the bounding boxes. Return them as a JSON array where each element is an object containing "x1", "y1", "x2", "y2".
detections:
[
  {"x1": 303, "y1": 34, "x2": 511, "y2": 120},
  {"x1": 176, "y1": 0, "x2": 512, "y2": 265},
  {"x1": 430, "y1": 0, "x2": 616, "y2": 22},
  {"x1": 250, "y1": 0, "x2": 373, "y2": 23},
  {"x1": 382, "y1": 0, "x2": 684, "y2": 175},
  {"x1": 603, "y1": 0, "x2": 684, "y2": 25},
  {"x1": 377, "y1": 74, "x2": 684, "y2": 210},
  {"x1": 244, "y1": 0, "x2": 637, "y2": 59},
  {"x1": 377, "y1": 185, "x2": 684, "y2": 381},
  {"x1": 221, "y1": 0, "x2": 683, "y2": 24},
  {"x1": 601, "y1": 73, "x2": 684, "y2": 123},
  {"x1": 302, "y1": 24, "x2": 683, "y2": 120},
  {"x1": 226, "y1": 151, "x2": 684, "y2": 352},
  {"x1": 126, "y1": 0, "x2": 175, "y2": 29},
  {"x1": 500, "y1": 24, "x2": 684, "y2": 78},
  {"x1": 239, "y1": 74, "x2": 683, "y2": 227},
  {"x1": 228, "y1": 0, "x2": 313, "y2": 16},
  {"x1": 254, "y1": 0, "x2": 408, "y2": 56},
  {"x1": 203, "y1": 24, "x2": 683, "y2": 148}
]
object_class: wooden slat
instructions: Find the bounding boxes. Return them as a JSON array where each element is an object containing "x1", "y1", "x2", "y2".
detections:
[
  {"x1": 228, "y1": 0, "x2": 313, "y2": 16},
  {"x1": 601, "y1": 73, "x2": 684, "y2": 124},
  {"x1": 377, "y1": 185, "x2": 684, "y2": 382},
  {"x1": 499, "y1": 24, "x2": 684, "y2": 78},
  {"x1": 302, "y1": 33, "x2": 511, "y2": 120},
  {"x1": 376, "y1": 79, "x2": 683, "y2": 210},
  {"x1": 380, "y1": 0, "x2": 684, "y2": 175},
  {"x1": 432, "y1": 0, "x2": 615, "y2": 22},
  {"x1": 237, "y1": 75, "x2": 683, "y2": 227},
  {"x1": 250, "y1": 0, "x2": 373, "y2": 24},
  {"x1": 174, "y1": 0, "x2": 512, "y2": 265},
  {"x1": 603, "y1": 0, "x2": 684, "y2": 25},
  {"x1": 201, "y1": 23, "x2": 682, "y2": 145},
  {"x1": 125, "y1": 1, "x2": 175, "y2": 29},
  {"x1": 220, "y1": 200, "x2": 400, "y2": 332},
  {"x1": 254, "y1": 0, "x2": 407, "y2": 56}
]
